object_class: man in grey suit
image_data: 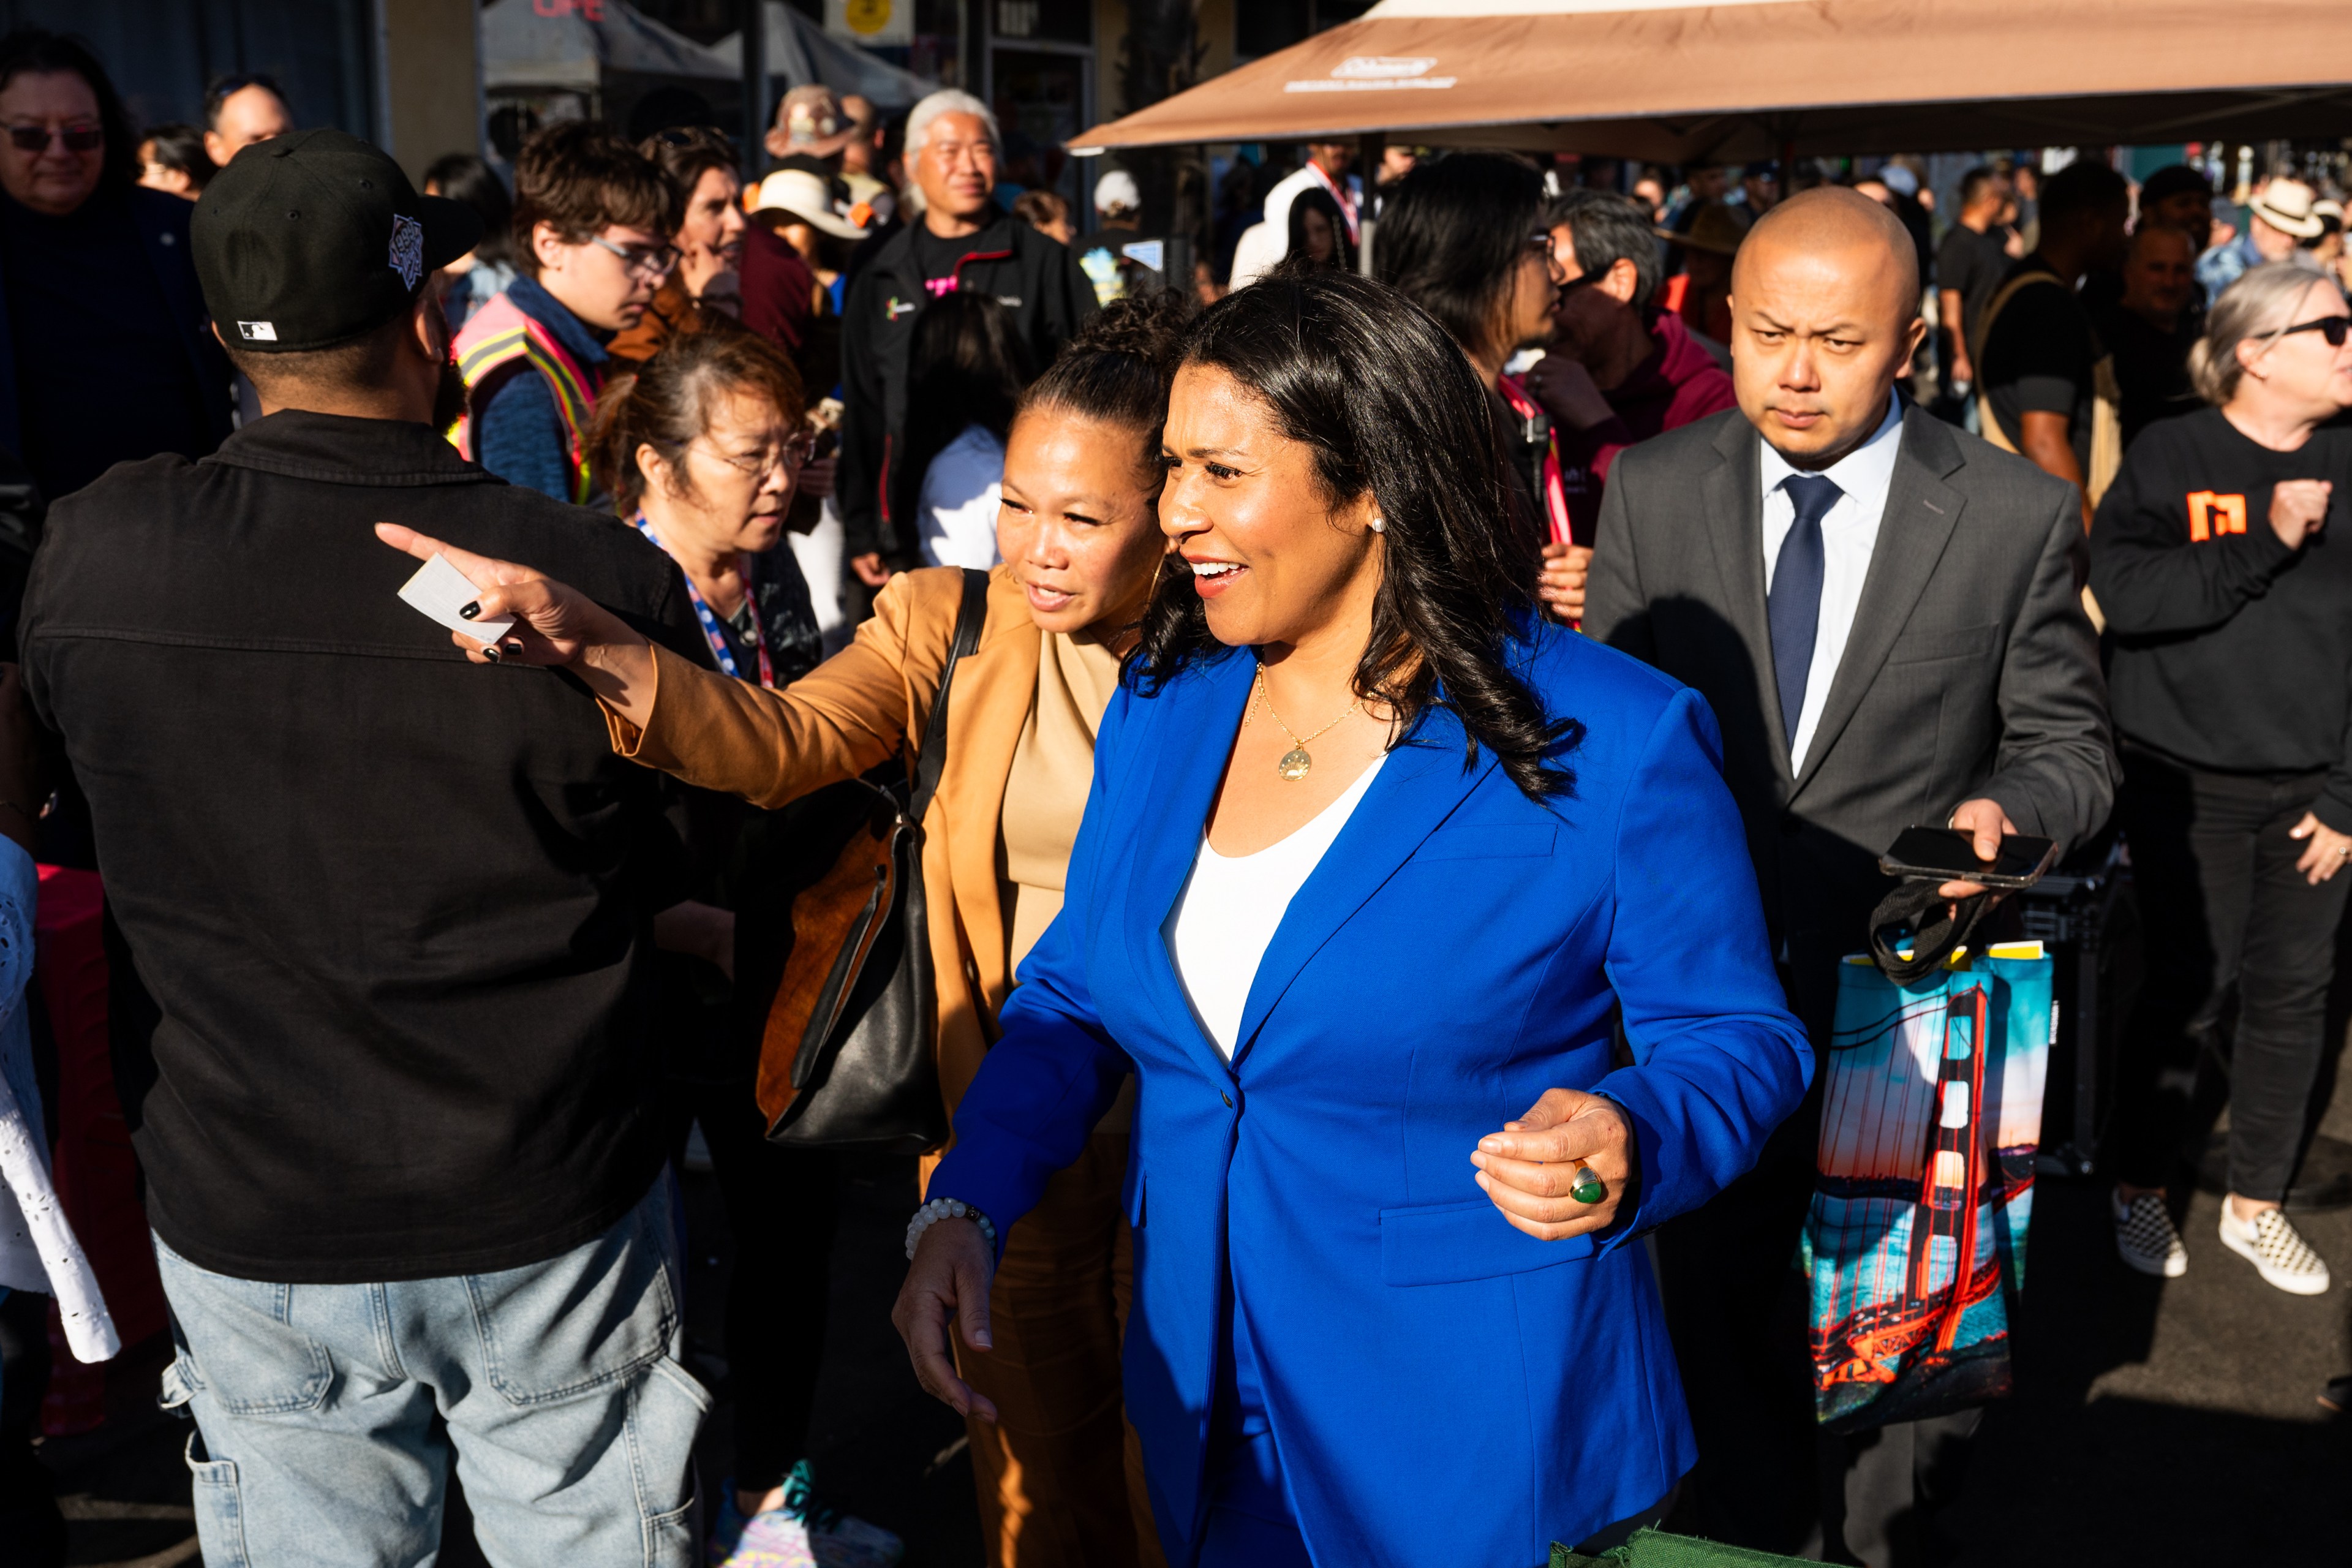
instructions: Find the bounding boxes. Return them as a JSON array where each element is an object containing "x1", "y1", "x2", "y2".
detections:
[{"x1": 1584, "y1": 189, "x2": 2115, "y2": 1564}]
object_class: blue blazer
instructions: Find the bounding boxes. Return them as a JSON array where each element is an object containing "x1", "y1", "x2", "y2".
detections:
[{"x1": 930, "y1": 621, "x2": 1812, "y2": 1568}]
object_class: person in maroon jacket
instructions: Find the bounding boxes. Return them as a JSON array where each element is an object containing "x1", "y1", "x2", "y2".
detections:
[{"x1": 1517, "y1": 189, "x2": 1738, "y2": 622}]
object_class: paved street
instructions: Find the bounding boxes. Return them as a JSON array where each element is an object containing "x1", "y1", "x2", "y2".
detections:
[{"x1": 39, "y1": 1036, "x2": 2352, "y2": 1567}]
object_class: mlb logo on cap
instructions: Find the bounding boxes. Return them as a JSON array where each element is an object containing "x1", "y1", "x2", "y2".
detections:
[{"x1": 192, "y1": 129, "x2": 482, "y2": 352}]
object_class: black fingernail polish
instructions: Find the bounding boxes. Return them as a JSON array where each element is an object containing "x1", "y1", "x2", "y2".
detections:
[
  {"x1": 459, "y1": 601, "x2": 481, "y2": 620},
  {"x1": 481, "y1": 644, "x2": 502, "y2": 662},
  {"x1": 502, "y1": 640, "x2": 525, "y2": 656}
]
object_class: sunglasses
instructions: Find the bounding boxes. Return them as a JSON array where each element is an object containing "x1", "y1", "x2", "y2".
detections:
[
  {"x1": 7, "y1": 123, "x2": 102, "y2": 153},
  {"x1": 2275, "y1": 315, "x2": 2352, "y2": 348}
]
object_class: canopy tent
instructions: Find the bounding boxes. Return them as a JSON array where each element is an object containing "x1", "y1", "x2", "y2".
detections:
[
  {"x1": 480, "y1": 0, "x2": 734, "y2": 94},
  {"x1": 1069, "y1": 0, "x2": 2352, "y2": 160},
  {"x1": 707, "y1": 1, "x2": 934, "y2": 111}
]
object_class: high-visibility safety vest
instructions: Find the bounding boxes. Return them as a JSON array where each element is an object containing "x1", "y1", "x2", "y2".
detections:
[{"x1": 448, "y1": 291, "x2": 600, "y2": 507}]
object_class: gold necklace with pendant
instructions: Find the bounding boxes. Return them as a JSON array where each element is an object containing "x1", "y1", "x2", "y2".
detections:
[{"x1": 1250, "y1": 665, "x2": 1363, "y2": 781}]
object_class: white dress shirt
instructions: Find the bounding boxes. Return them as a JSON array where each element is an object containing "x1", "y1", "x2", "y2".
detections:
[{"x1": 1760, "y1": 393, "x2": 1905, "y2": 772}]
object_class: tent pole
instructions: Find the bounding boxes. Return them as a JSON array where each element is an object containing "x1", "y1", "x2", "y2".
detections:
[
  {"x1": 741, "y1": 0, "x2": 766, "y2": 184},
  {"x1": 1357, "y1": 130, "x2": 1384, "y2": 276}
]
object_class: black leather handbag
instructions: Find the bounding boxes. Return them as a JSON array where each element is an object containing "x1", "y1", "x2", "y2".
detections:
[{"x1": 750, "y1": 568, "x2": 989, "y2": 1154}]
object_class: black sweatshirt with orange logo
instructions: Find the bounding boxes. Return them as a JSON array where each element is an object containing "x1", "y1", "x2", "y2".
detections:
[{"x1": 2090, "y1": 404, "x2": 2352, "y2": 828}]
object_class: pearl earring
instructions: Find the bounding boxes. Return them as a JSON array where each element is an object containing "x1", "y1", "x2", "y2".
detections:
[{"x1": 1368, "y1": 516, "x2": 1387, "y2": 534}]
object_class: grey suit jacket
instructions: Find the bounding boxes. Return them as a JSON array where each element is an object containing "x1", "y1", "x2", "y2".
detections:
[{"x1": 1583, "y1": 402, "x2": 2116, "y2": 999}]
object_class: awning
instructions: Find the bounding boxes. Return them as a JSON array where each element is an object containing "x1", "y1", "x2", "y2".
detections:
[
  {"x1": 1069, "y1": 0, "x2": 2352, "y2": 160},
  {"x1": 707, "y1": 1, "x2": 935, "y2": 110},
  {"x1": 482, "y1": 0, "x2": 735, "y2": 94}
]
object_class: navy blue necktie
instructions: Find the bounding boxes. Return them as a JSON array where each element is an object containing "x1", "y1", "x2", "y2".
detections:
[{"x1": 1768, "y1": 474, "x2": 1842, "y2": 752}]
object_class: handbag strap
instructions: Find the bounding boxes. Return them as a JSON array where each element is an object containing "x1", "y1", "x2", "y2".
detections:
[
  {"x1": 1868, "y1": 878, "x2": 1994, "y2": 986},
  {"x1": 908, "y1": 568, "x2": 990, "y2": 826}
]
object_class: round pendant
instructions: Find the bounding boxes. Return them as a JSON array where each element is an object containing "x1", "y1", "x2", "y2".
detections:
[{"x1": 1276, "y1": 747, "x2": 1313, "y2": 782}]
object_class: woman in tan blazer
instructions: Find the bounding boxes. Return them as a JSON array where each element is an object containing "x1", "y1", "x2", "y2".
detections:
[{"x1": 385, "y1": 293, "x2": 1189, "y2": 1568}]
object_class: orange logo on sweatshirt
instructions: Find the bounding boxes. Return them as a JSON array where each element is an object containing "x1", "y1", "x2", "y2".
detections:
[{"x1": 2185, "y1": 491, "x2": 2247, "y2": 541}]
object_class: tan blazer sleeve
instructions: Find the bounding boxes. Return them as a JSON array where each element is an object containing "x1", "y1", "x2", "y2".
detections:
[{"x1": 602, "y1": 570, "x2": 961, "y2": 809}]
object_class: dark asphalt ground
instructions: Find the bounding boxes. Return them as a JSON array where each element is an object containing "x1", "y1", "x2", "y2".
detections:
[{"x1": 37, "y1": 989, "x2": 2352, "y2": 1567}]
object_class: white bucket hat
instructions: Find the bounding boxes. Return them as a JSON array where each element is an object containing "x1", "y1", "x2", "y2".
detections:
[{"x1": 751, "y1": 170, "x2": 867, "y2": 239}]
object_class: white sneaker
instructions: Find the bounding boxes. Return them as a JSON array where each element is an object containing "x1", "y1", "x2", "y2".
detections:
[
  {"x1": 2218, "y1": 1203, "x2": 2331, "y2": 1295},
  {"x1": 2113, "y1": 1189, "x2": 2188, "y2": 1278}
]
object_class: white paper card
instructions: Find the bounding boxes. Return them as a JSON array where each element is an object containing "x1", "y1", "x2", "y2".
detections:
[{"x1": 398, "y1": 552, "x2": 514, "y2": 642}]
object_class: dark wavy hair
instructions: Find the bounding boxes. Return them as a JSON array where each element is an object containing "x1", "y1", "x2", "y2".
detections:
[
  {"x1": 1134, "y1": 263, "x2": 1578, "y2": 799},
  {"x1": 1287, "y1": 186, "x2": 1356, "y2": 273},
  {"x1": 1022, "y1": 287, "x2": 1196, "y2": 483},
  {"x1": 892, "y1": 292, "x2": 1032, "y2": 536},
  {"x1": 0, "y1": 28, "x2": 138, "y2": 193},
  {"x1": 1373, "y1": 151, "x2": 1544, "y2": 366}
]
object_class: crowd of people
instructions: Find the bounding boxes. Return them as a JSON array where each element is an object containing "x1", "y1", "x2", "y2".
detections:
[{"x1": 0, "y1": 17, "x2": 2346, "y2": 1568}]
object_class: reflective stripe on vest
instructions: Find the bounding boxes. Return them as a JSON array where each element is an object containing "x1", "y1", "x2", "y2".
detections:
[{"x1": 448, "y1": 292, "x2": 600, "y2": 506}]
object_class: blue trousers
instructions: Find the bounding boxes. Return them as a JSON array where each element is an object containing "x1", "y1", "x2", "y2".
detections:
[
  {"x1": 1202, "y1": 1258, "x2": 1313, "y2": 1567},
  {"x1": 155, "y1": 1178, "x2": 707, "y2": 1566}
]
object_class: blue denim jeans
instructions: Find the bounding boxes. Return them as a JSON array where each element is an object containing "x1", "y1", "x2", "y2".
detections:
[{"x1": 154, "y1": 1178, "x2": 707, "y2": 1566}]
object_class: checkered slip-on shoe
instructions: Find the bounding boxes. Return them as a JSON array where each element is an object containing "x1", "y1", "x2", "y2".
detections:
[
  {"x1": 2219, "y1": 1203, "x2": 2331, "y2": 1295},
  {"x1": 2113, "y1": 1189, "x2": 2188, "y2": 1278}
]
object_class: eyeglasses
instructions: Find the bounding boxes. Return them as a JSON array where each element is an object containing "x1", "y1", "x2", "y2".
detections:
[
  {"x1": 698, "y1": 432, "x2": 820, "y2": 478},
  {"x1": 6, "y1": 123, "x2": 102, "y2": 153},
  {"x1": 589, "y1": 235, "x2": 680, "y2": 278},
  {"x1": 1526, "y1": 231, "x2": 1553, "y2": 257},
  {"x1": 2274, "y1": 315, "x2": 2352, "y2": 348},
  {"x1": 1555, "y1": 266, "x2": 1610, "y2": 295}
]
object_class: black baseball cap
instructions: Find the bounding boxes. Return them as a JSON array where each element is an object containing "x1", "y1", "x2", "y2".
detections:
[{"x1": 192, "y1": 128, "x2": 484, "y2": 352}]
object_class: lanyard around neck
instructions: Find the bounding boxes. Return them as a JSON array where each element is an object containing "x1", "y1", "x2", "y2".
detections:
[
  {"x1": 1308, "y1": 161, "x2": 1360, "y2": 243},
  {"x1": 631, "y1": 513, "x2": 775, "y2": 689}
]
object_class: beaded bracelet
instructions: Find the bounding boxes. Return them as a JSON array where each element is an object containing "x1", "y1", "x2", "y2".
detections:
[{"x1": 905, "y1": 1196, "x2": 997, "y2": 1261}]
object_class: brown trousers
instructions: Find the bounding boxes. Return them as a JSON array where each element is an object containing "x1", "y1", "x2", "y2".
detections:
[{"x1": 946, "y1": 1130, "x2": 1164, "y2": 1568}]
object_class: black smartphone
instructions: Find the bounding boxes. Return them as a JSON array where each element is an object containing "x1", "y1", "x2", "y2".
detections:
[{"x1": 1879, "y1": 826, "x2": 2058, "y2": 889}]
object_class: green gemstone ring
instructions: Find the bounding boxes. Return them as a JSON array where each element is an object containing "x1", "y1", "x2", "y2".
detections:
[{"x1": 1570, "y1": 1166, "x2": 1607, "y2": 1205}]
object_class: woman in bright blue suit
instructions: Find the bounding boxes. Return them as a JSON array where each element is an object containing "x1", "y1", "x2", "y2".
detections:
[{"x1": 896, "y1": 268, "x2": 1812, "y2": 1568}]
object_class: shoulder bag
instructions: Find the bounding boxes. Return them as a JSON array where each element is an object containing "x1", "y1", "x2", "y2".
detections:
[{"x1": 749, "y1": 567, "x2": 989, "y2": 1153}]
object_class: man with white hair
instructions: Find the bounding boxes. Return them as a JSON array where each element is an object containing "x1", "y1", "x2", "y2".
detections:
[{"x1": 837, "y1": 89, "x2": 1095, "y2": 589}]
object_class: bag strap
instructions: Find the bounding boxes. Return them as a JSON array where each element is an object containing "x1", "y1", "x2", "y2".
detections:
[
  {"x1": 908, "y1": 568, "x2": 990, "y2": 826},
  {"x1": 1868, "y1": 878, "x2": 1994, "y2": 987}
]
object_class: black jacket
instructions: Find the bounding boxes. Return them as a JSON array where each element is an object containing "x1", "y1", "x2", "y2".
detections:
[
  {"x1": 20, "y1": 412, "x2": 696, "y2": 1283},
  {"x1": 837, "y1": 206, "x2": 1096, "y2": 560}
]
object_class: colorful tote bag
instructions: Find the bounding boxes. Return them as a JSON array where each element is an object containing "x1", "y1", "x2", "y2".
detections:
[{"x1": 1801, "y1": 942, "x2": 2054, "y2": 1432}]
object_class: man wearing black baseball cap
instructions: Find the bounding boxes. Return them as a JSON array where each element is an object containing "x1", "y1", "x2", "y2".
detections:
[{"x1": 18, "y1": 130, "x2": 705, "y2": 1565}]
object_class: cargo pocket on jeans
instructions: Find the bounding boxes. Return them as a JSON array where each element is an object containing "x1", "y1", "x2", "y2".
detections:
[
  {"x1": 468, "y1": 1197, "x2": 679, "y2": 1407},
  {"x1": 635, "y1": 1358, "x2": 712, "y2": 1566},
  {"x1": 644, "y1": 1492, "x2": 697, "y2": 1568},
  {"x1": 183, "y1": 1430, "x2": 252, "y2": 1567},
  {"x1": 150, "y1": 1245, "x2": 334, "y2": 1415}
]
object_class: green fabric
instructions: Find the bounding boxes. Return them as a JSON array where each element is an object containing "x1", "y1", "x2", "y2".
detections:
[{"x1": 1552, "y1": 1528, "x2": 1819, "y2": 1567}]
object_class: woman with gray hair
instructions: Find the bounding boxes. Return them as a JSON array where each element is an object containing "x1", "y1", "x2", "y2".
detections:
[{"x1": 2091, "y1": 261, "x2": 2352, "y2": 1297}]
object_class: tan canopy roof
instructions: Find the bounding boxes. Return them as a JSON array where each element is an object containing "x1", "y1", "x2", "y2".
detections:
[{"x1": 1070, "y1": 0, "x2": 2352, "y2": 160}]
